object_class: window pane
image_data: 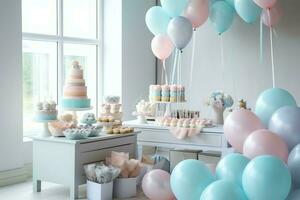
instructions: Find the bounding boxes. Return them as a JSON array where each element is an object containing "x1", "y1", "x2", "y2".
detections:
[
  {"x1": 63, "y1": 43, "x2": 97, "y2": 115},
  {"x1": 63, "y1": 0, "x2": 97, "y2": 39},
  {"x1": 22, "y1": 0, "x2": 57, "y2": 35},
  {"x1": 23, "y1": 40, "x2": 57, "y2": 135}
]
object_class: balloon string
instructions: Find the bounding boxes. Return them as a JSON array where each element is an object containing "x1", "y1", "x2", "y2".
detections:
[
  {"x1": 162, "y1": 60, "x2": 168, "y2": 85},
  {"x1": 161, "y1": 61, "x2": 164, "y2": 84},
  {"x1": 171, "y1": 49, "x2": 178, "y2": 84},
  {"x1": 268, "y1": 9, "x2": 276, "y2": 88},
  {"x1": 220, "y1": 35, "x2": 225, "y2": 91},
  {"x1": 188, "y1": 31, "x2": 196, "y2": 91},
  {"x1": 260, "y1": 16, "x2": 264, "y2": 62}
]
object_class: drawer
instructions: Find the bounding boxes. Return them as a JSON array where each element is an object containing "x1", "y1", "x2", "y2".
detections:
[
  {"x1": 79, "y1": 135, "x2": 136, "y2": 153},
  {"x1": 79, "y1": 144, "x2": 135, "y2": 165},
  {"x1": 138, "y1": 129, "x2": 222, "y2": 147}
]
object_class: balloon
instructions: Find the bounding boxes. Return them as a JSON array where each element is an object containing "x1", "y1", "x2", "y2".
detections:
[
  {"x1": 288, "y1": 144, "x2": 300, "y2": 188},
  {"x1": 183, "y1": 0, "x2": 209, "y2": 29},
  {"x1": 142, "y1": 169, "x2": 175, "y2": 200},
  {"x1": 170, "y1": 159, "x2": 214, "y2": 200},
  {"x1": 287, "y1": 189, "x2": 300, "y2": 200},
  {"x1": 200, "y1": 180, "x2": 248, "y2": 200},
  {"x1": 269, "y1": 106, "x2": 300, "y2": 151},
  {"x1": 151, "y1": 34, "x2": 174, "y2": 60},
  {"x1": 209, "y1": 1, "x2": 235, "y2": 34},
  {"x1": 253, "y1": 0, "x2": 277, "y2": 9},
  {"x1": 242, "y1": 155, "x2": 292, "y2": 200},
  {"x1": 225, "y1": 0, "x2": 235, "y2": 9},
  {"x1": 167, "y1": 16, "x2": 193, "y2": 50},
  {"x1": 216, "y1": 153, "x2": 250, "y2": 186},
  {"x1": 161, "y1": 0, "x2": 189, "y2": 17},
  {"x1": 235, "y1": 0, "x2": 262, "y2": 23},
  {"x1": 224, "y1": 109, "x2": 264, "y2": 152},
  {"x1": 261, "y1": 4, "x2": 282, "y2": 27},
  {"x1": 243, "y1": 129, "x2": 289, "y2": 162},
  {"x1": 145, "y1": 6, "x2": 171, "y2": 35},
  {"x1": 255, "y1": 88, "x2": 297, "y2": 127}
]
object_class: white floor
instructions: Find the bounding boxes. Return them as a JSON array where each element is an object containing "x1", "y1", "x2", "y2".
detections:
[{"x1": 0, "y1": 180, "x2": 147, "y2": 200}]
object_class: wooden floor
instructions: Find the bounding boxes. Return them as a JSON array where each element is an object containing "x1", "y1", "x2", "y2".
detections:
[{"x1": 0, "y1": 180, "x2": 147, "y2": 200}]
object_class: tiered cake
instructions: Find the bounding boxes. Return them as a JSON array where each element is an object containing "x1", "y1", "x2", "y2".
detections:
[
  {"x1": 35, "y1": 100, "x2": 57, "y2": 121},
  {"x1": 61, "y1": 61, "x2": 91, "y2": 108}
]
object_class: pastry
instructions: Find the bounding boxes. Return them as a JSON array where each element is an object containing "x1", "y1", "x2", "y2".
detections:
[
  {"x1": 161, "y1": 85, "x2": 170, "y2": 102},
  {"x1": 35, "y1": 100, "x2": 57, "y2": 121}
]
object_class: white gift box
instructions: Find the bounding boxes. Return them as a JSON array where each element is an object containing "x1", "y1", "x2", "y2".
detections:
[
  {"x1": 87, "y1": 180, "x2": 113, "y2": 200},
  {"x1": 113, "y1": 177, "x2": 137, "y2": 199}
]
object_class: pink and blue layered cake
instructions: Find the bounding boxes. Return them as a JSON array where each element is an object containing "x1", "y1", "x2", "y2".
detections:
[{"x1": 35, "y1": 101, "x2": 57, "y2": 121}]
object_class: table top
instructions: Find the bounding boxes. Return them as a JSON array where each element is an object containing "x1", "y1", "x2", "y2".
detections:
[
  {"x1": 123, "y1": 120, "x2": 223, "y2": 134},
  {"x1": 30, "y1": 131, "x2": 139, "y2": 144}
]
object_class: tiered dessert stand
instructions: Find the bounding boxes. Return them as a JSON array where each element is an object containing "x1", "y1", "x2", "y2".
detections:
[
  {"x1": 60, "y1": 106, "x2": 93, "y2": 122},
  {"x1": 34, "y1": 119, "x2": 57, "y2": 137}
]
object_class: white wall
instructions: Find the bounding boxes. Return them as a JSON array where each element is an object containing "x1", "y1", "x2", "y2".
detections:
[
  {"x1": 162, "y1": 0, "x2": 300, "y2": 117},
  {"x1": 0, "y1": 0, "x2": 23, "y2": 171}
]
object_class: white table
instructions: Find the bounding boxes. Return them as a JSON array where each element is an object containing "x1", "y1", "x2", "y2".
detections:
[
  {"x1": 32, "y1": 133, "x2": 137, "y2": 200},
  {"x1": 123, "y1": 120, "x2": 228, "y2": 157}
]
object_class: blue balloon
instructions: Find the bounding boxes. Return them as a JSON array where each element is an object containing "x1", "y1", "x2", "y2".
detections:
[
  {"x1": 235, "y1": 0, "x2": 262, "y2": 23},
  {"x1": 225, "y1": 0, "x2": 235, "y2": 9},
  {"x1": 242, "y1": 155, "x2": 292, "y2": 200},
  {"x1": 216, "y1": 153, "x2": 250, "y2": 186},
  {"x1": 255, "y1": 88, "x2": 297, "y2": 127},
  {"x1": 287, "y1": 189, "x2": 300, "y2": 200},
  {"x1": 145, "y1": 6, "x2": 171, "y2": 35},
  {"x1": 170, "y1": 159, "x2": 214, "y2": 200},
  {"x1": 210, "y1": 1, "x2": 235, "y2": 34},
  {"x1": 161, "y1": 0, "x2": 189, "y2": 17},
  {"x1": 200, "y1": 180, "x2": 248, "y2": 200}
]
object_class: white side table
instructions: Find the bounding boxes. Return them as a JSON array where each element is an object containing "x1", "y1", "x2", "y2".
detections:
[{"x1": 32, "y1": 133, "x2": 138, "y2": 200}]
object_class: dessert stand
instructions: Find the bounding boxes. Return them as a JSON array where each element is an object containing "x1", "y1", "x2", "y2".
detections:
[
  {"x1": 59, "y1": 106, "x2": 93, "y2": 122},
  {"x1": 34, "y1": 119, "x2": 57, "y2": 137}
]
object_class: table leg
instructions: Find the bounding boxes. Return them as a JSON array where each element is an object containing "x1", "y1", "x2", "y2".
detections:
[
  {"x1": 33, "y1": 179, "x2": 41, "y2": 192},
  {"x1": 137, "y1": 144, "x2": 143, "y2": 160}
]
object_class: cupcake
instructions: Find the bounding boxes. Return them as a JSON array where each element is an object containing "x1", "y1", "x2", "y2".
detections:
[
  {"x1": 161, "y1": 85, "x2": 170, "y2": 102},
  {"x1": 177, "y1": 118, "x2": 185, "y2": 128},
  {"x1": 170, "y1": 118, "x2": 178, "y2": 127},
  {"x1": 113, "y1": 128, "x2": 120, "y2": 134},
  {"x1": 164, "y1": 118, "x2": 171, "y2": 127},
  {"x1": 183, "y1": 119, "x2": 190, "y2": 128},
  {"x1": 170, "y1": 85, "x2": 178, "y2": 102}
]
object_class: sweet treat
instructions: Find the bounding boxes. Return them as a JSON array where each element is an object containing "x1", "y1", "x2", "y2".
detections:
[
  {"x1": 48, "y1": 121, "x2": 76, "y2": 137},
  {"x1": 105, "y1": 96, "x2": 120, "y2": 104},
  {"x1": 81, "y1": 113, "x2": 97, "y2": 125},
  {"x1": 78, "y1": 124, "x2": 101, "y2": 137},
  {"x1": 161, "y1": 85, "x2": 170, "y2": 102},
  {"x1": 170, "y1": 85, "x2": 178, "y2": 102},
  {"x1": 177, "y1": 85, "x2": 185, "y2": 102},
  {"x1": 35, "y1": 100, "x2": 57, "y2": 121},
  {"x1": 149, "y1": 85, "x2": 161, "y2": 102},
  {"x1": 63, "y1": 128, "x2": 90, "y2": 140},
  {"x1": 170, "y1": 118, "x2": 178, "y2": 127},
  {"x1": 149, "y1": 84, "x2": 185, "y2": 103},
  {"x1": 61, "y1": 61, "x2": 90, "y2": 108}
]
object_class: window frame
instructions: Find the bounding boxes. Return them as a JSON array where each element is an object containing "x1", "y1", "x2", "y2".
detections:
[{"x1": 22, "y1": 0, "x2": 104, "y2": 135}]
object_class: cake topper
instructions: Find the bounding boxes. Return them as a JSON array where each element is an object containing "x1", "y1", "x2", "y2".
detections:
[{"x1": 72, "y1": 61, "x2": 82, "y2": 70}]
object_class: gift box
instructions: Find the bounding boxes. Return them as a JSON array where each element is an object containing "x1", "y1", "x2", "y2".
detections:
[
  {"x1": 113, "y1": 177, "x2": 137, "y2": 199},
  {"x1": 170, "y1": 149, "x2": 202, "y2": 172},
  {"x1": 87, "y1": 180, "x2": 113, "y2": 200}
]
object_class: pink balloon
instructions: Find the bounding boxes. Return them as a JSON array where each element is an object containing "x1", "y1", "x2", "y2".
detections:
[
  {"x1": 243, "y1": 129, "x2": 289, "y2": 162},
  {"x1": 142, "y1": 169, "x2": 175, "y2": 200},
  {"x1": 184, "y1": 0, "x2": 209, "y2": 29},
  {"x1": 261, "y1": 4, "x2": 282, "y2": 27},
  {"x1": 253, "y1": 0, "x2": 277, "y2": 9},
  {"x1": 151, "y1": 34, "x2": 174, "y2": 60},
  {"x1": 224, "y1": 109, "x2": 264, "y2": 153}
]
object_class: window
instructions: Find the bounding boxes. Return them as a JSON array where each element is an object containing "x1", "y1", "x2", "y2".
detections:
[{"x1": 22, "y1": 0, "x2": 102, "y2": 135}]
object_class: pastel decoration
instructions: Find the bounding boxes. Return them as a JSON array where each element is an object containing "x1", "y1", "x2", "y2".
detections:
[
  {"x1": 142, "y1": 169, "x2": 175, "y2": 200},
  {"x1": 242, "y1": 155, "x2": 291, "y2": 200},
  {"x1": 235, "y1": 0, "x2": 262, "y2": 23},
  {"x1": 200, "y1": 180, "x2": 248, "y2": 200},
  {"x1": 261, "y1": 4, "x2": 282, "y2": 27},
  {"x1": 269, "y1": 106, "x2": 300, "y2": 151},
  {"x1": 145, "y1": 6, "x2": 171, "y2": 35},
  {"x1": 225, "y1": 0, "x2": 235, "y2": 9},
  {"x1": 60, "y1": 98, "x2": 90, "y2": 108},
  {"x1": 288, "y1": 144, "x2": 300, "y2": 188},
  {"x1": 161, "y1": 0, "x2": 189, "y2": 17},
  {"x1": 183, "y1": 0, "x2": 209, "y2": 29},
  {"x1": 167, "y1": 16, "x2": 193, "y2": 50},
  {"x1": 253, "y1": 0, "x2": 277, "y2": 9},
  {"x1": 151, "y1": 34, "x2": 174, "y2": 60},
  {"x1": 243, "y1": 129, "x2": 289, "y2": 162},
  {"x1": 287, "y1": 189, "x2": 300, "y2": 200},
  {"x1": 210, "y1": 1, "x2": 235, "y2": 34},
  {"x1": 170, "y1": 159, "x2": 214, "y2": 200},
  {"x1": 216, "y1": 153, "x2": 250, "y2": 186},
  {"x1": 255, "y1": 88, "x2": 297, "y2": 127},
  {"x1": 224, "y1": 109, "x2": 264, "y2": 152}
]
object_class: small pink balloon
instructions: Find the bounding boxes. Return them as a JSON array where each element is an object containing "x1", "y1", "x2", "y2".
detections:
[
  {"x1": 184, "y1": 0, "x2": 209, "y2": 29},
  {"x1": 261, "y1": 4, "x2": 282, "y2": 27},
  {"x1": 142, "y1": 169, "x2": 175, "y2": 200},
  {"x1": 253, "y1": 0, "x2": 277, "y2": 9},
  {"x1": 243, "y1": 129, "x2": 289, "y2": 162},
  {"x1": 151, "y1": 34, "x2": 174, "y2": 60},
  {"x1": 224, "y1": 109, "x2": 265, "y2": 153}
]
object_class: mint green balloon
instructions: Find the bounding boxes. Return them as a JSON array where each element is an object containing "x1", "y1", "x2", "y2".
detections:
[
  {"x1": 145, "y1": 6, "x2": 171, "y2": 35},
  {"x1": 161, "y1": 0, "x2": 189, "y2": 17},
  {"x1": 225, "y1": 0, "x2": 235, "y2": 9},
  {"x1": 200, "y1": 180, "x2": 248, "y2": 200},
  {"x1": 235, "y1": 0, "x2": 262, "y2": 23},
  {"x1": 210, "y1": 1, "x2": 235, "y2": 34},
  {"x1": 255, "y1": 88, "x2": 297, "y2": 127},
  {"x1": 242, "y1": 155, "x2": 292, "y2": 200}
]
